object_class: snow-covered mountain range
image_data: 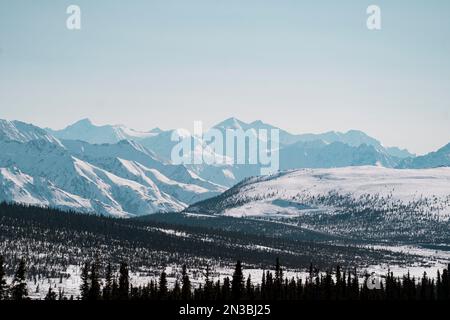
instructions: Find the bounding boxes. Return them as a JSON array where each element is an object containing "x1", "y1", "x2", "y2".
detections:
[
  {"x1": 0, "y1": 119, "x2": 224, "y2": 217},
  {"x1": 49, "y1": 117, "x2": 415, "y2": 164},
  {"x1": 1, "y1": 117, "x2": 449, "y2": 217}
]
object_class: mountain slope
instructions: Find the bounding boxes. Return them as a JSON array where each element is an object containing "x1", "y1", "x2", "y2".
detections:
[
  {"x1": 0, "y1": 138, "x2": 185, "y2": 216},
  {"x1": 0, "y1": 167, "x2": 92, "y2": 212},
  {"x1": 186, "y1": 166, "x2": 450, "y2": 243},
  {"x1": 1, "y1": 119, "x2": 62, "y2": 145},
  {"x1": 397, "y1": 143, "x2": 450, "y2": 169},
  {"x1": 62, "y1": 139, "x2": 225, "y2": 194},
  {"x1": 280, "y1": 141, "x2": 401, "y2": 169},
  {"x1": 0, "y1": 121, "x2": 220, "y2": 216},
  {"x1": 188, "y1": 166, "x2": 450, "y2": 219}
]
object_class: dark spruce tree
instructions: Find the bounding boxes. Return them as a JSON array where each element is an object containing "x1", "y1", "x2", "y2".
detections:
[
  {"x1": 204, "y1": 265, "x2": 213, "y2": 300},
  {"x1": 10, "y1": 258, "x2": 28, "y2": 300},
  {"x1": 45, "y1": 287, "x2": 57, "y2": 301},
  {"x1": 274, "y1": 258, "x2": 283, "y2": 299},
  {"x1": 181, "y1": 265, "x2": 191, "y2": 300},
  {"x1": 0, "y1": 255, "x2": 7, "y2": 300},
  {"x1": 118, "y1": 262, "x2": 130, "y2": 300},
  {"x1": 231, "y1": 260, "x2": 244, "y2": 300},
  {"x1": 222, "y1": 277, "x2": 231, "y2": 300},
  {"x1": 88, "y1": 259, "x2": 101, "y2": 300},
  {"x1": 172, "y1": 280, "x2": 181, "y2": 300},
  {"x1": 246, "y1": 274, "x2": 254, "y2": 300},
  {"x1": 158, "y1": 270, "x2": 168, "y2": 300},
  {"x1": 111, "y1": 278, "x2": 119, "y2": 300},
  {"x1": 103, "y1": 263, "x2": 113, "y2": 300},
  {"x1": 79, "y1": 262, "x2": 90, "y2": 300},
  {"x1": 441, "y1": 267, "x2": 450, "y2": 299}
]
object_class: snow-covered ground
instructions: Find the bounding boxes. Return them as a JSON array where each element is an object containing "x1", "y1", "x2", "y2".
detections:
[
  {"x1": 16, "y1": 256, "x2": 449, "y2": 300},
  {"x1": 218, "y1": 166, "x2": 450, "y2": 219}
]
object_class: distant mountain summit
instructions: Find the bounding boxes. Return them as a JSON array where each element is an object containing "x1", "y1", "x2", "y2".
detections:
[
  {"x1": 213, "y1": 117, "x2": 250, "y2": 131},
  {"x1": 46, "y1": 116, "x2": 414, "y2": 159},
  {"x1": 279, "y1": 140, "x2": 399, "y2": 169},
  {"x1": 47, "y1": 118, "x2": 158, "y2": 144},
  {"x1": 44, "y1": 117, "x2": 431, "y2": 180},
  {"x1": 211, "y1": 118, "x2": 414, "y2": 159}
]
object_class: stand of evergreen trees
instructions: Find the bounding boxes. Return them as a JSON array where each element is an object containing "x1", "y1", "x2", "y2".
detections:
[
  {"x1": 1, "y1": 255, "x2": 450, "y2": 301},
  {"x1": 0, "y1": 257, "x2": 28, "y2": 300}
]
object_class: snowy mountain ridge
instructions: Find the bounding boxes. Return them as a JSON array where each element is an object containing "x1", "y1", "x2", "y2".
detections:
[
  {"x1": 1, "y1": 119, "x2": 63, "y2": 146},
  {"x1": 1, "y1": 117, "x2": 450, "y2": 218},
  {"x1": 46, "y1": 118, "x2": 159, "y2": 145},
  {"x1": 0, "y1": 120, "x2": 223, "y2": 217},
  {"x1": 47, "y1": 117, "x2": 415, "y2": 163}
]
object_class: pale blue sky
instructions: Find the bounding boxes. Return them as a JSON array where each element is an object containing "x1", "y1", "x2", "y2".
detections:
[{"x1": 0, "y1": 0, "x2": 449, "y2": 154}]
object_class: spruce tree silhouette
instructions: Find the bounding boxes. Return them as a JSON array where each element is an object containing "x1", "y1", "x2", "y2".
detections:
[
  {"x1": 0, "y1": 255, "x2": 7, "y2": 300},
  {"x1": 231, "y1": 260, "x2": 244, "y2": 300},
  {"x1": 118, "y1": 262, "x2": 130, "y2": 300},
  {"x1": 11, "y1": 258, "x2": 28, "y2": 300}
]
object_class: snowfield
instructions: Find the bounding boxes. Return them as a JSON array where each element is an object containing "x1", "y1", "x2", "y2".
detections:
[{"x1": 211, "y1": 166, "x2": 450, "y2": 219}]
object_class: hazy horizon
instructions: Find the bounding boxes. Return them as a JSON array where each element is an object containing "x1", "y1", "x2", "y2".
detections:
[{"x1": 1, "y1": 0, "x2": 449, "y2": 155}]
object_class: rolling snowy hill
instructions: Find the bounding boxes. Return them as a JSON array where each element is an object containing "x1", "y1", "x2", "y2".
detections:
[
  {"x1": 186, "y1": 166, "x2": 450, "y2": 243},
  {"x1": 188, "y1": 166, "x2": 450, "y2": 220}
]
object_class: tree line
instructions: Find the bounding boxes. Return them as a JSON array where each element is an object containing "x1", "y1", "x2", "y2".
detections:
[
  {"x1": 1, "y1": 255, "x2": 450, "y2": 301},
  {"x1": 2, "y1": 201, "x2": 389, "y2": 272}
]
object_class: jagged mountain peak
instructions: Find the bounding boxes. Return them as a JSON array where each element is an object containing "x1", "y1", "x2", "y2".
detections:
[
  {"x1": 213, "y1": 117, "x2": 249, "y2": 130},
  {"x1": 47, "y1": 118, "x2": 157, "y2": 145},
  {"x1": 149, "y1": 127, "x2": 164, "y2": 134},
  {"x1": 72, "y1": 118, "x2": 93, "y2": 126},
  {"x1": 0, "y1": 119, "x2": 62, "y2": 146},
  {"x1": 45, "y1": 117, "x2": 415, "y2": 160}
]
